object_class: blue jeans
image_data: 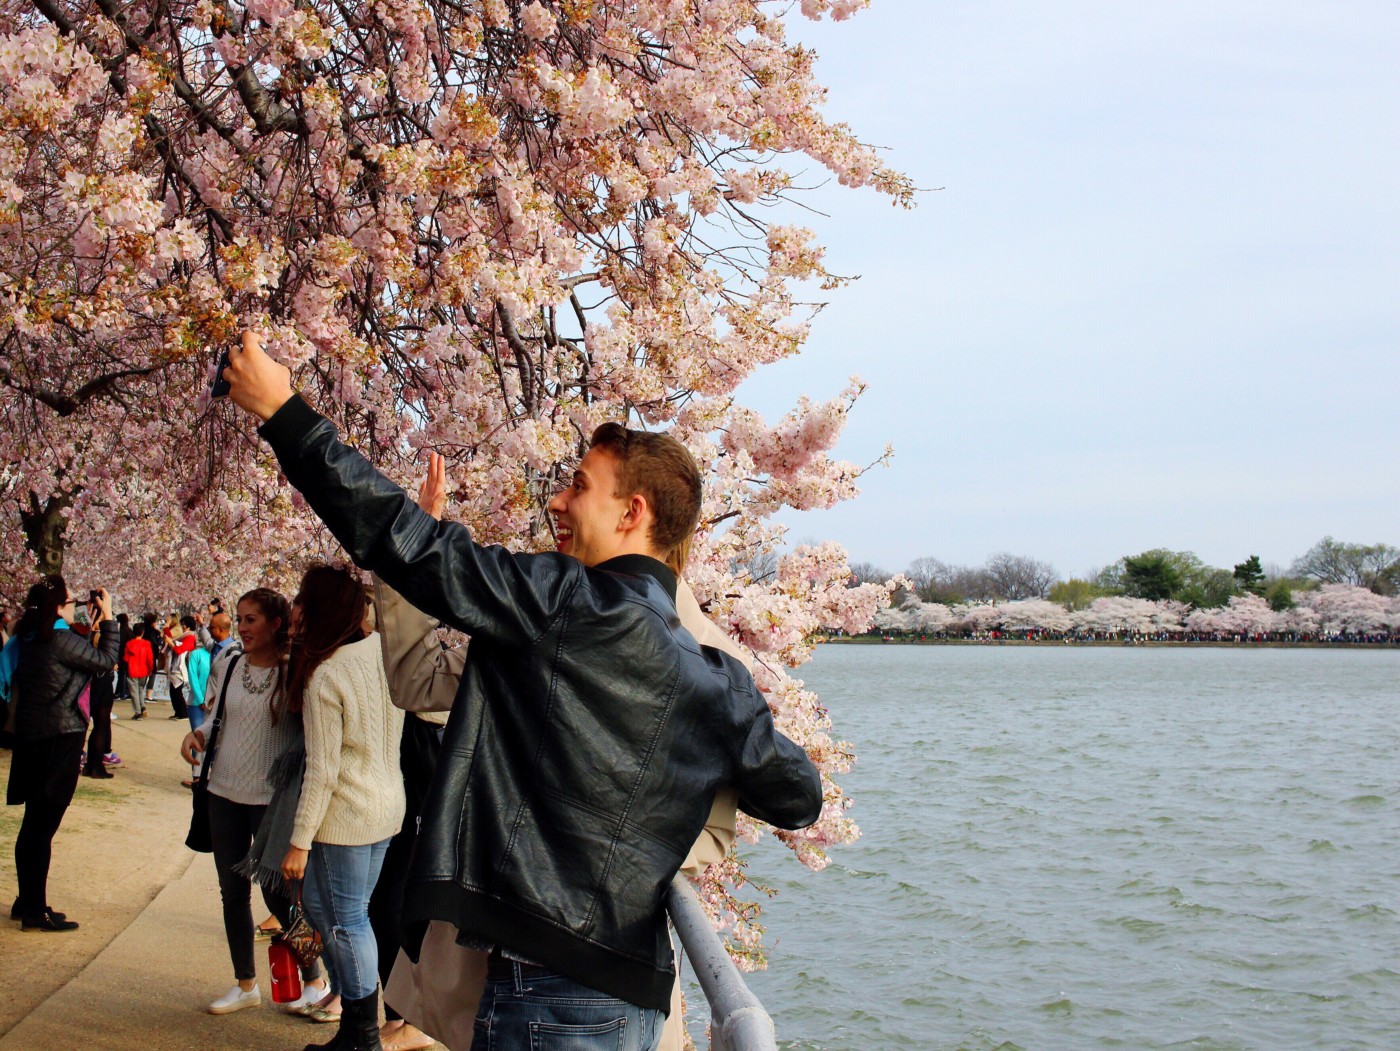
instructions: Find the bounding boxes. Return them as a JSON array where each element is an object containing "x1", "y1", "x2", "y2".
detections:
[
  {"x1": 474, "y1": 964, "x2": 662, "y2": 1051},
  {"x1": 187, "y1": 704, "x2": 206, "y2": 732},
  {"x1": 303, "y1": 839, "x2": 390, "y2": 1000}
]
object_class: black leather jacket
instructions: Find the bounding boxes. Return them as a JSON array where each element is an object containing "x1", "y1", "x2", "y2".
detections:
[
  {"x1": 261, "y1": 396, "x2": 822, "y2": 1011},
  {"x1": 14, "y1": 622, "x2": 120, "y2": 739}
]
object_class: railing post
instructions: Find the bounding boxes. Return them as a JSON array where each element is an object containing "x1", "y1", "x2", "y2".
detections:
[{"x1": 666, "y1": 875, "x2": 779, "y2": 1051}]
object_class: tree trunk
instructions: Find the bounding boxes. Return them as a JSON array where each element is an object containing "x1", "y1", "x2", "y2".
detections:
[{"x1": 19, "y1": 489, "x2": 77, "y2": 579}]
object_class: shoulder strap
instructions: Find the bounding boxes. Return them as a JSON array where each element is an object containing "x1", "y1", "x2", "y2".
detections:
[{"x1": 198, "y1": 652, "x2": 241, "y2": 786}]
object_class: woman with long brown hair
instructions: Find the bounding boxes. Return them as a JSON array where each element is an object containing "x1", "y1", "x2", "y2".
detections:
[
  {"x1": 280, "y1": 564, "x2": 404, "y2": 1051},
  {"x1": 179, "y1": 587, "x2": 327, "y2": 1016}
]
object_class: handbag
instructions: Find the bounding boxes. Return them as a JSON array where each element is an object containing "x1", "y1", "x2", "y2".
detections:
[
  {"x1": 279, "y1": 879, "x2": 324, "y2": 966},
  {"x1": 185, "y1": 653, "x2": 241, "y2": 853}
]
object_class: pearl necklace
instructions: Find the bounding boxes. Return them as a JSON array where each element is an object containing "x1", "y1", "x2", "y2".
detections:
[{"x1": 241, "y1": 661, "x2": 277, "y2": 697}]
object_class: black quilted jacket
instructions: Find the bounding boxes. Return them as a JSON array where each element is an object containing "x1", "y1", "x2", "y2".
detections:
[
  {"x1": 14, "y1": 623, "x2": 120, "y2": 739},
  {"x1": 260, "y1": 395, "x2": 822, "y2": 1011}
]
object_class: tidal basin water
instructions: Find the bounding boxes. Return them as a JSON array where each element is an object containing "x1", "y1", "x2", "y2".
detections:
[{"x1": 689, "y1": 645, "x2": 1400, "y2": 1050}]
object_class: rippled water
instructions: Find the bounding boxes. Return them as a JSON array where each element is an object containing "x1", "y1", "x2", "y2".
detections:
[{"x1": 687, "y1": 645, "x2": 1400, "y2": 1050}]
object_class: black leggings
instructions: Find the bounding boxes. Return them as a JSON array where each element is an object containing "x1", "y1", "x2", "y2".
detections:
[
  {"x1": 84, "y1": 674, "x2": 114, "y2": 772},
  {"x1": 170, "y1": 682, "x2": 188, "y2": 719},
  {"x1": 14, "y1": 732, "x2": 84, "y2": 916},
  {"x1": 207, "y1": 792, "x2": 322, "y2": 983}
]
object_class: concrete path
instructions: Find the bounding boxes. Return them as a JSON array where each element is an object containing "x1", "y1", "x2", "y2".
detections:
[{"x1": 1, "y1": 704, "x2": 353, "y2": 1050}]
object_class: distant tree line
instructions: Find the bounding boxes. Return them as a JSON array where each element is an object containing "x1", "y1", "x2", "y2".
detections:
[{"x1": 849, "y1": 537, "x2": 1400, "y2": 611}]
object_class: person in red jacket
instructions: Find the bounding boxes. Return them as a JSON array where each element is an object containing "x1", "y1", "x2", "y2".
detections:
[{"x1": 123, "y1": 630, "x2": 154, "y2": 720}]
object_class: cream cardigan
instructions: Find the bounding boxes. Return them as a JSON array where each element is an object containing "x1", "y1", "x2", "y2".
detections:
[{"x1": 291, "y1": 634, "x2": 406, "y2": 849}]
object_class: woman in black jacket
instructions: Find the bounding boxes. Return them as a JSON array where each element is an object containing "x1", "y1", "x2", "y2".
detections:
[{"x1": 6, "y1": 577, "x2": 119, "y2": 931}]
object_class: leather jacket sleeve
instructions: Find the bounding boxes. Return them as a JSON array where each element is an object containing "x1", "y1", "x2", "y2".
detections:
[
  {"x1": 733, "y1": 710, "x2": 823, "y2": 830},
  {"x1": 261, "y1": 395, "x2": 575, "y2": 644},
  {"x1": 720, "y1": 653, "x2": 823, "y2": 830},
  {"x1": 64, "y1": 621, "x2": 122, "y2": 676}
]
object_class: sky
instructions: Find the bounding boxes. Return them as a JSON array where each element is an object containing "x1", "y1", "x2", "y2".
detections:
[{"x1": 735, "y1": 1, "x2": 1400, "y2": 579}]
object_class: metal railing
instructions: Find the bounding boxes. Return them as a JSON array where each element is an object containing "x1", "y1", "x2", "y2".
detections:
[{"x1": 666, "y1": 875, "x2": 779, "y2": 1051}]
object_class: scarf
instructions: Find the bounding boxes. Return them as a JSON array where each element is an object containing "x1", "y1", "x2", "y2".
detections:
[{"x1": 234, "y1": 737, "x2": 306, "y2": 897}]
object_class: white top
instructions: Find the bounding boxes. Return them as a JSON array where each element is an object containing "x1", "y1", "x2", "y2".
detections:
[
  {"x1": 205, "y1": 653, "x2": 300, "y2": 807},
  {"x1": 292, "y1": 634, "x2": 405, "y2": 849}
]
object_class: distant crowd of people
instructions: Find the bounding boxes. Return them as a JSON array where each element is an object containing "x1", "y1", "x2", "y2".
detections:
[{"x1": 0, "y1": 330, "x2": 823, "y2": 1051}]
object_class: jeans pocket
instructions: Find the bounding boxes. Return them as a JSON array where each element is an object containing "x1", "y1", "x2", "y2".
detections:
[{"x1": 528, "y1": 1016, "x2": 628, "y2": 1051}]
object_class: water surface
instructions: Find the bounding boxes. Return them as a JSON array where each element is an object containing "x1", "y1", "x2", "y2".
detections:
[{"x1": 687, "y1": 646, "x2": 1400, "y2": 1050}]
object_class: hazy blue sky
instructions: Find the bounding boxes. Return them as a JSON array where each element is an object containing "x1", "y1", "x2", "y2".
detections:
[{"x1": 737, "y1": 1, "x2": 1399, "y2": 579}]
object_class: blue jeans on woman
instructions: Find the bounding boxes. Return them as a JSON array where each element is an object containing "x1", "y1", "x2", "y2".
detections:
[
  {"x1": 303, "y1": 839, "x2": 390, "y2": 1000},
  {"x1": 474, "y1": 963, "x2": 663, "y2": 1051}
]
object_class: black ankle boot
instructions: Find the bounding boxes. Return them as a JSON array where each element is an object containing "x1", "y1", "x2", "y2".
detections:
[
  {"x1": 303, "y1": 1027, "x2": 345, "y2": 1051},
  {"x1": 341, "y1": 993, "x2": 383, "y2": 1051},
  {"x1": 303, "y1": 992, "x2": 381, "y2": 1051},
  {"x1": 303, "y1": 1012, "x2": 346, "y2": 1051},
  {"x1": 10, "y1": 898, "x2": 65, "y2": 921}
]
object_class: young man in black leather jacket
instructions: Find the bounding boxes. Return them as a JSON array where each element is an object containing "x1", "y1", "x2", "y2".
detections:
[{"x1": 223, "y1": 332, "x2": 822, "y2": 1051}]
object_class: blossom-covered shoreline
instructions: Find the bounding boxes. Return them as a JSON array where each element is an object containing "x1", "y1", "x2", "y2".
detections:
[
  {"x1": 864, "y1": 583, "x2": 1400, "y2": 645},
  {"x1": 824, "y1": 635, "x2": 1399, "y2": 647}
]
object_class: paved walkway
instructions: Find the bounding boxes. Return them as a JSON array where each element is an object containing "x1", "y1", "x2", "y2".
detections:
[{"x1": 1, "y1": 705, "x2": 355, "y2": 1050}]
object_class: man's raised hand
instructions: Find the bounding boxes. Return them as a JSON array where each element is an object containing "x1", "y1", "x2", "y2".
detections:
[{"x1": 226, "y1": 330, "x2": 295, "y2": 421}]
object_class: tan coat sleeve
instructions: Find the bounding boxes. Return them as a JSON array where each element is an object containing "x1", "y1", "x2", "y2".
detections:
[
  {"x1": 662, "y1": 580, "x2": 751, "y2": 1050},
  {"x1": 373, "y1": 575, "x2": 466, "y2": 717}
]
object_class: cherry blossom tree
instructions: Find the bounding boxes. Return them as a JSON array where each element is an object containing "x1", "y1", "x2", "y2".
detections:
[
  {"x1": 997, "y1": 597, "x2": 1074, "y2": 634},
  {"x1": 1301, "y1": 583, "x2": 1392, "y2": 636},
  {"x1": 1071, "y1": 596, "x2": 1185, "y2": 637},
  {"x1": 1, "y1": 0, "x2": 914, "y2": 965},
  {"x1": 873, "y1": 594, "x2": 954, "y2": 635},
  {"x1": 1185, "y1": 592, "x2": 1278, "y2": 637}
]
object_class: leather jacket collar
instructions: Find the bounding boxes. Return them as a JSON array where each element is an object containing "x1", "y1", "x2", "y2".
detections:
[{"x1": 594, "y1": 555, "x2": 676, "y2": 603}]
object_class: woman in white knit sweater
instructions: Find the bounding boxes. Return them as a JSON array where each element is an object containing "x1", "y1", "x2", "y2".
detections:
[{"x1": 280, "y1": 564, "x2": 404, "y2": 1051}]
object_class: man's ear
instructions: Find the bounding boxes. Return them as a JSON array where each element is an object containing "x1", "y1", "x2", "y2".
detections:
[{"x1": 618, "y1": 492, "x2": 650, "y2": 535}]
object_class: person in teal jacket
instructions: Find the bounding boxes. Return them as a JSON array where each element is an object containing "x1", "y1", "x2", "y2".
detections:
[{"x1": 182, "y1": 618, "x2": 213, "y2": 788}]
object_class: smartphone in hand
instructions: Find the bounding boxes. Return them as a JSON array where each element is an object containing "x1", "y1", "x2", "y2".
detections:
[{"x1": 210, "y1": 348, "x2": 232, "y2": 398}]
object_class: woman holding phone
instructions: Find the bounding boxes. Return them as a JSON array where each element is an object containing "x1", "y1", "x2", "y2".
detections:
[{"x1": 7, "y1": 578, "x2": 119, "y2": 930}]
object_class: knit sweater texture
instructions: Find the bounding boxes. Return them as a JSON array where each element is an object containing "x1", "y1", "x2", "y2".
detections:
[
  {"x1": 291, "y1": 634, "x2": 405, "y2": 848},
  {"x1": 206, "y1": 656, "x2": 299, "y2": 807}
]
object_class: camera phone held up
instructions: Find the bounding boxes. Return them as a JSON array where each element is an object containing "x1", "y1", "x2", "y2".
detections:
[{"x1": 210, "y1": 348, "x2": 233, "y2": 398}]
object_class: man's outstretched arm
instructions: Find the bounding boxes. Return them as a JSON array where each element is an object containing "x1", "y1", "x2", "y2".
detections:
[{"x1": 222, "y1": 331, "x2": 571, "y2": 642}]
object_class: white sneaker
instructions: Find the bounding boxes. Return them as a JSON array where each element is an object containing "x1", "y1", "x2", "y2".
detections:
[{"x1": 208, "y1": 984, "x2": 262, "y2": 1014}]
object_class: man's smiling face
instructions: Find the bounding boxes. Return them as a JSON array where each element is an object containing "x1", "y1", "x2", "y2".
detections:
[{"x1": 547, "y1": 447, "x2": 632, "y2": 567}]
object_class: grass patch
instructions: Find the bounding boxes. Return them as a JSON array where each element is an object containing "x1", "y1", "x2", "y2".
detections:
[{"x1": 73, "y1": 782, "x2": 127, "y2": 808}]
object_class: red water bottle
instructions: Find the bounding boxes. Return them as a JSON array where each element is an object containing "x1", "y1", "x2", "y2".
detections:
[{"x1": 268, "y1": 938, "x2": 302, "y2": 1004}]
